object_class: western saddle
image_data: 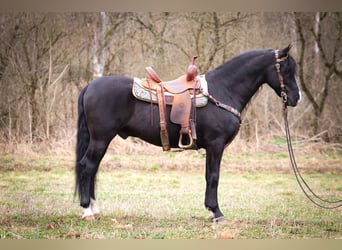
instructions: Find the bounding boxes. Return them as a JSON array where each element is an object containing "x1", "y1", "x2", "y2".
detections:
[{"x1": 138, "y1": 56, "x2": 202, "y2": 151}]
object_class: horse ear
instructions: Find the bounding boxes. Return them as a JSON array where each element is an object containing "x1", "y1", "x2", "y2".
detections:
[
  {"x1": 283, "y1": 44, "x2": 292, "y2": 55},
  {"x1": 279, "y1": 44, "x2": 292, "y2": 58}
]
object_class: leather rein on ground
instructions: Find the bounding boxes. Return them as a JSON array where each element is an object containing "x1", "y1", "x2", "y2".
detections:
[{"x1": 275, "y1": 50, "x2": 342, "y2": 209}]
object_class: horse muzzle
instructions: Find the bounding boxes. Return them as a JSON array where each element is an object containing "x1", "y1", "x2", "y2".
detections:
[{"x1": 286, "y1": 91, "x2": 301, "y2": 107}]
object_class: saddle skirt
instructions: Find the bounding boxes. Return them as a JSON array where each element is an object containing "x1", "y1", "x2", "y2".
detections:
[{"x1": 132, "y1": 74, "x2": 208, "y2": 107}]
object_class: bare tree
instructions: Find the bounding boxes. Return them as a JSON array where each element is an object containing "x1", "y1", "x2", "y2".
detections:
[
  {"x1": 0, "y1": 13, "x2": 68, "y2": 142},
  {"x1": 295, "y1": 12, "x2": 342, "y2": 140},
  {"x1": 89, "y1": 12, "x2": 126, "y2": 78},
  {"x1": 0, "y1": 12, "x2": 340, "y2": 145}
]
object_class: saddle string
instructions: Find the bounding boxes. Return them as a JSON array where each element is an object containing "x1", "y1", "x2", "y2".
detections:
[
  {"x1": 276, "y1": 50, "x2": 342, "y2": 209},
  {"x1": 191, "y1": 78, "x2": 199, "y2": 140}
]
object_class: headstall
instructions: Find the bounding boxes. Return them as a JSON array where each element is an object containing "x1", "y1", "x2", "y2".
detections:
[{"x1": 274, "y1": 50, "x2": 289, "y2": 104}]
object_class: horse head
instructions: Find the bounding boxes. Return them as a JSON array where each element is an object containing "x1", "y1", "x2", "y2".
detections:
[{"x1": 264, "y1": 45, "x2": 301, "y2": 107}]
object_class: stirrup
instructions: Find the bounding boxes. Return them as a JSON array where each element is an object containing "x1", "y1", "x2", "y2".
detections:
[{"x1": 178, "y1": 131, "x2": 194, "y2": 149}]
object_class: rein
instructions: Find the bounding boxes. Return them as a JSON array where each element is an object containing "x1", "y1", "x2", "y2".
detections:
[
  {"x1": 283, "y1": 103, "x2": 342, "y2": 209},
  {"x1": 276, "y1": 50, "x2": 342, "y2": 209}
]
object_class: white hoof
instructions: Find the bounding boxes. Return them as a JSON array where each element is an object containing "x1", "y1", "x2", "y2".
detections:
[
  {"x1": 82, "y1": 199, "x2": 102, "y2": 220},
  {"x1": 82, "y1": 207, "x2": 94, "y2": 220}
]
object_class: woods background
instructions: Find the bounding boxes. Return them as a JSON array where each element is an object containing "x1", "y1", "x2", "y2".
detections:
[{"x1": 0, "y1": 12, "x2": 341, "y2": 151}]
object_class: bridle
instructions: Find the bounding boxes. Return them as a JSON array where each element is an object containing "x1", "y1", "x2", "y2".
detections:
[
  {"x1": 274, "y1": 49, "x2": 288, "y2": 104},
  {"x1": 274, "y1": 49, "x2": 342, "y2": 209}
]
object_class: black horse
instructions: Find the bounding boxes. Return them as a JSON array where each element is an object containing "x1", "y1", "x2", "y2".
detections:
[{"x1": 75, "y1": 46, "x2": 300, "y2": 221}]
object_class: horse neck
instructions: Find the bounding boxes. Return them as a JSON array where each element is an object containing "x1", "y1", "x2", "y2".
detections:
[{"x1": 206, "y1": 51, "x2": 273, "y2": 112}]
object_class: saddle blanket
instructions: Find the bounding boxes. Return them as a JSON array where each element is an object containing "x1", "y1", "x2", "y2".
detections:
[{"x1": 132, "y1": 74, "x2": 208, "y2": 107}]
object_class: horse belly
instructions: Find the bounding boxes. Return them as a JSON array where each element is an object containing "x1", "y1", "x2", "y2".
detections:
[{"x1": 119, "y1": 103, "x2": 181, "y2": 148}]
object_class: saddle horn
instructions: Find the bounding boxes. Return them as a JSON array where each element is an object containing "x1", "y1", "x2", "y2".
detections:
[{"x1": 186, "y1": 56, "x2": 198, "y2": 81}]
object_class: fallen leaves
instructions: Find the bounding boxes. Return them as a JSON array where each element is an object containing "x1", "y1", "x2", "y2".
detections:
[{"x1": 111, "y1": 218, "x2": 134, "y2": 231}]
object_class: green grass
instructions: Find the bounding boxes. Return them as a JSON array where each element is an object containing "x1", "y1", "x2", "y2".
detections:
[{"x1": 0, "y1": 150, "x2": 341, "y2": 239}]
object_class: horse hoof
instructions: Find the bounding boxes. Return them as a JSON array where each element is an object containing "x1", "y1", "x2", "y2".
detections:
[
  {"x1": 213, "y1": 216, "x2": 225, "y2": 223},
  {"x1": 208, "y1": 212, "x2": 225, "y2": 223}
]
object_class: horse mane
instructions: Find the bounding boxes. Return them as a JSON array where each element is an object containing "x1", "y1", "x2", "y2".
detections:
[
  {"x1": 211, "y1": 49, "x2": 274, "y2": 74},
  {"x1": 209, "y1": 49, "x2": 272, "y2": 111}
]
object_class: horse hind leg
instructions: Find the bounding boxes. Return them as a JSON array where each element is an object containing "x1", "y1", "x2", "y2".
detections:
[{"x1": 78, "y1": 139, "x2": 110, "y2": 220}]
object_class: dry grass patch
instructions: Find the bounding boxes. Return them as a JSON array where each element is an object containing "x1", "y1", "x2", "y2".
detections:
[{"x1": 0, "y1": 140, "x2": 341, "y2": 239}]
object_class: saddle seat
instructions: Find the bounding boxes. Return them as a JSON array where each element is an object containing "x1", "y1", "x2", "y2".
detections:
[{"x1": 144, "y1": 67, "x2": 200, "y2": 94}]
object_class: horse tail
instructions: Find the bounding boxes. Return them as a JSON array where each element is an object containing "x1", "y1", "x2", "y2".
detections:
[{"x1": 74, "y1": 85, "x2": 90, "y2": 200}]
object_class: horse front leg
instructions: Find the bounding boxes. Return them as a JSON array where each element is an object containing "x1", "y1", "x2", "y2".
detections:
[{"x1": 204, "y1": 144, "x2": 225, "y2": 222}]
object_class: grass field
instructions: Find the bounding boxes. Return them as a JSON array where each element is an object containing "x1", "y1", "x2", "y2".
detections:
[{"x1": 0, "y1": 140, "x2": 341, "y2": 239}]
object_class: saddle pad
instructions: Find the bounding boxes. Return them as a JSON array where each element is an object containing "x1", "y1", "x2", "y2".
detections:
[{"x1": 132, "y1": 75, "x2": 208, "y2": 107}]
